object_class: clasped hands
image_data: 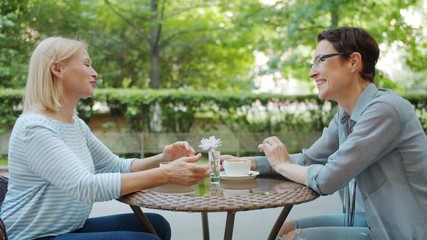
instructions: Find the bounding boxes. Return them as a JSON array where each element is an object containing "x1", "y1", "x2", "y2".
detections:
[
  {"x1": 159, "y1": 141, "x2": 210, "y2": 186},
  {"x1": 161, "y1": 136, "x2": 290, "y2": 174},
  {"x1": 220, "y1": 136, "x2": 290, "y2": 173},
  {"x1": 257, "y1": 136, "x2": 290, "y2": 168}
]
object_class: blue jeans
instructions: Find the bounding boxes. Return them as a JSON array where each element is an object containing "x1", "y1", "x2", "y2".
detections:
[
  {"x1": 36, "y1": 213, "x2": 171, "y2": 240},
  {"x1": 291, "y1": 213, "x2": 371, "y2": 240}
]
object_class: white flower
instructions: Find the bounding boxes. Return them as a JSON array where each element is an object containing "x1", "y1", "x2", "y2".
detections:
[{"x1": 199, "y1": 135, "x2": 222, "y2": 152}]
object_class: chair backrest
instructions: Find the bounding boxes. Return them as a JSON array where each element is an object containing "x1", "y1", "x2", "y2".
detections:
[
  {"x1": 0, "y1": 175, "x2": 8, "y2": 240},
  {"x1": 0, "y1": 176, "x2": 8, "y2": 208},
  {"x1": 0, "y1": 218, "x2": 6, "y2": 240}
]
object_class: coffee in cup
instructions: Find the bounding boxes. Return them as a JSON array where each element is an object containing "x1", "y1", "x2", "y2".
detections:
[{"x1": 222, "y1": 159, "x2": 251, "y2": 176}]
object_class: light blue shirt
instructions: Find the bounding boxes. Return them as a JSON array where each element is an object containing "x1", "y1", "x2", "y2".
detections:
[
  {"x1": 257, "y1": 84, "x2": 427, "y2": 239},
  {"x1": 0, "y1": 113, "x2": 134, "y2": 240}
]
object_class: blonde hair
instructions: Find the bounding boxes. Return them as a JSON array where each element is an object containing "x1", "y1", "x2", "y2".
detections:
[{"x1": 23, "y1": 36, "x2": 87, "y2": 113}]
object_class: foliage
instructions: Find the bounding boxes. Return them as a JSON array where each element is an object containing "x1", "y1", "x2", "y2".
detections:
[
  {"x1": 255, "y1": 0, "x2": 426, "y2": 89},
  {"x1": 0, "y1": 88, "x2": 325, "y2": 134},
  {"x1": 0, "y1": 89, "x2": 23, "y2": 133},
  {"x1": 79, "y1": 0, "x2": 258, "y2": 90},
  {"x1": 1, "y1": 0, "x2": 425, "y2": 92},
  {"x1": 1, "y1": 88, "x2": 427, "y2": 136},
  {"x1": 0, "y1": 0, "x2": 33, "y2": 88},
  {"x1": 0, "y1": 155, "x2": 7, "y2": 166}
]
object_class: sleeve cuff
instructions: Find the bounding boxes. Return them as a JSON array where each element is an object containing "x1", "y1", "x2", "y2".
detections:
[
  {"x1": 254, "y1": 156, "x2": 274, "y2": 175},
  {"x1": 307, "y1": 164, "x2": 324, "y2": 195},
  {"x1": 119, "y1": 158, "x2": 137, "y2": 173},
  {"x1": 289, "y1": 152, "x2": 304, "y2": 165}
]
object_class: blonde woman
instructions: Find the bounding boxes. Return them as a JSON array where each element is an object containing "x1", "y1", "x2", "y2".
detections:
[{"x1": 0, "y1": 36, "x2": 210, "y2": 240}]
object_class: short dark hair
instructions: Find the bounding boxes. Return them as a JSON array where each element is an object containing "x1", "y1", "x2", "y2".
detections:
[{"x1": 318, "y1": 27, "x2": 380, "y2": 82}]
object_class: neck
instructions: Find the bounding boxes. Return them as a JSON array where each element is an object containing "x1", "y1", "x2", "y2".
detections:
[
  {"x1": 338, "y1": 80, "x2": 370, "y2": 116},
  {"x1": 54, "y1": 109, "x2": 75, "y2": 123},
  {"x1": 53, "y1": 96, "x2": 78, "y2": 123},
  {"x1": 39, "y1": 109, "x2": 75, "y2": 123},
  {"x1": 31, "y1": 102, "x2": 76, "y2": 124}
]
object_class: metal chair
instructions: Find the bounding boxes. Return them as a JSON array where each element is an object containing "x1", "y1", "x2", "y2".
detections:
[{"x1": 0, "y1": 175, "x2": 9, "y2": 240}]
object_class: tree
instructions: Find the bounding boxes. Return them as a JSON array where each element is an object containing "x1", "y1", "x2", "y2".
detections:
[
  {"x1": 0, "y1": 0, "x2": 33, "y2": 88},
  {"x1": 0, "y1": 0, "x2": 425, "y2": 93},
  {"x1": 102, "y1": 0, "x2": 260, "y2": 90},
  {"x1": 1, "y1": 0, "x2": 102, "y2": 88},
  {"x1": 251, "y1": 0, "x2": 426, "y2": 92}
]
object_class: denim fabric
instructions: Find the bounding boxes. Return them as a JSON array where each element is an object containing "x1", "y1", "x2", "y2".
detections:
[
  {"x1": 35, "y1": 213, "x2": 171, "y2": 240},
  {"x1": 294, "y1": 212, "x2": 367, "y2": 229},
  {"x1": 290, "y1": 213, "x2": 370, "y2": 240},
  {"x1": 292, "y1": 227, "x2": 371, "y2": 240}
]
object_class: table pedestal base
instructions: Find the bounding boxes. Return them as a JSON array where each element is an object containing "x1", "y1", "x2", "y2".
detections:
[
  {"x1": 268, "y1": 205, "x2": 293, "y2": 240},
  {"x1": 129, "y1": 204, "x2": 293, "y2": 240},
  {"x1": 201, "y1": 212, "x2": 209, "y2": 240},
  {"x1": 201, "y1": 211, "x2": 236, "y2": 240},
  {"x1": 130, "y1": 205, "x2": 158, "y2": 236}
]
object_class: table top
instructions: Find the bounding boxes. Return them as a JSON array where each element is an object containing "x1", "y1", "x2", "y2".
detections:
[{"x1": 119, "y1": 175, "x2": 318, "y2": 213}]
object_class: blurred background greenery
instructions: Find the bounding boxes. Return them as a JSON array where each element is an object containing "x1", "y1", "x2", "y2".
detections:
[
  {"x1": 1, "y1": 0, "x2": 426, "y2": 93},
  {"x1": 1, "y1": 0, "x2": 426, "y2": 164}
]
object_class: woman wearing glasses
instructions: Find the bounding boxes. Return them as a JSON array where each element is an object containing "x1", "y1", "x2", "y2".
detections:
[{"x1": 225, "y1": 27, "x2": 427, "y2": 240}]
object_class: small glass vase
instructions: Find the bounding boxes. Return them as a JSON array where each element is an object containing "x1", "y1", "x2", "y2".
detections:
[{"x1": 208, "y1": 150, "x2": 221, "y2": 184}]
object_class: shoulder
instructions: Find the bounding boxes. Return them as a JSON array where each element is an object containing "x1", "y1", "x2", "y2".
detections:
[
  {"x1": 15, "y1": 113, "x2": 61, "y2": 133},
  {"x1": 373, "y1": 89, "x2": 411, "y2": 106},
  {"x1": 370, "y1": 89, "x2": 415, "y2": 119},
  {"x1": 9, "y1": 114, "x2": 66, "y2": 147}
]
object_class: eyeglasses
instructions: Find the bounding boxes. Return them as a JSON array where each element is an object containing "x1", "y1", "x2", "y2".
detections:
[{"x1": 310, "y1": 53, "x2": 348, "y2": 69}]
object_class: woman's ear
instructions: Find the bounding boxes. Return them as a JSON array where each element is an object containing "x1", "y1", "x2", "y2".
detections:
[
  {"x1": 50, "y1": 61, "x2": 63, "y2": 79},
  {"x1": 349, "y1": 52, "x2": 362, "y2": 74}
]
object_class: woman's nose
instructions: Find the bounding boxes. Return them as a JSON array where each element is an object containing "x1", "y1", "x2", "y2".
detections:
[
  {"x1": 91, "y1": 69, "x2": 98, "y2": 78},
  {"x1": 308, "y1": 68, "x2": 318, "y2": 79}
]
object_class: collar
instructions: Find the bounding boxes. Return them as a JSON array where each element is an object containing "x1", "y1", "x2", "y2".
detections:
[{"x1": 340, "y1": 83, "x2": 378, "y2": 125}]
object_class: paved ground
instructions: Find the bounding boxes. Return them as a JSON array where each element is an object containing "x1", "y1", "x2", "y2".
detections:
[{"x1": 91, "y1": 192, "x2": 341, "y2": 240}]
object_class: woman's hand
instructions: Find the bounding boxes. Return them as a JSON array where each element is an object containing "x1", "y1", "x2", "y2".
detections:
[
  {"x1": 163, "y1": 153, "x2": 211, "y2": 186},
  {"x1": 161, "y1": 141, "x2": 196, "y2": 163},
  {"x1": 258, "y1": 136, "x2": 308, "y2": 185},
  {"x1": 121, "y1": 154, "x2": 210, "y2": 195},
  {"x1": 257, "y1": 136, "x2": 290, "y2": 170},
  {"x1": 130, "y1": 141, "x2": 196, "y2": 172}
]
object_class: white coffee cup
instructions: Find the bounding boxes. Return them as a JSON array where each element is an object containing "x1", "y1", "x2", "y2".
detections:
[{"x1": 222, "y1": 159, "x2": 251, "y2": 176}]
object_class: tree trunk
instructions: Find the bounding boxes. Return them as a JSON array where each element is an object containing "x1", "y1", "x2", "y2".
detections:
[
  {"x1": 330, "y1": 4, "x2": 339, "y2": 29},
  {"x1": 150, "y1": 46, "x2": 161, "y2": 89},
  {"x1": 149, "y1": 0, "x2": 161, "y2": 89}
]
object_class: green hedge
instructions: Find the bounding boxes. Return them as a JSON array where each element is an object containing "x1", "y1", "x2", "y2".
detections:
[
  {"x1": 0, "y1": 89, "x2": 24, "y2": 133},
  {"x1": 1, "y1": 88, "x2": 427, "y2": 134}
]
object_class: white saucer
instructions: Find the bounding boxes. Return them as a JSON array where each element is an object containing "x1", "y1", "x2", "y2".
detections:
[
  {"x1": 220, "y1": 171, "x2": 260, "y2": 180},
  {"x1": 152, "y1": 184, "x2": 195, "y2": 194}
]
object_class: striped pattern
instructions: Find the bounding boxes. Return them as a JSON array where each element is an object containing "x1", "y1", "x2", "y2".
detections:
[{"x1": 0, "y1": 113, "x2": 133, "y2": 240}]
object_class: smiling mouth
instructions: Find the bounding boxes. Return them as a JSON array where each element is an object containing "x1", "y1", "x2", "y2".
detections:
[{"x1": 315, "y1": 79, "x2": 326, "y2": 86}]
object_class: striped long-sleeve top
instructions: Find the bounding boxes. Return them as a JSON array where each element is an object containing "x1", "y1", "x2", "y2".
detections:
[{"x1": 0, "y1": 113, "x2": 134, "y2": 240}]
